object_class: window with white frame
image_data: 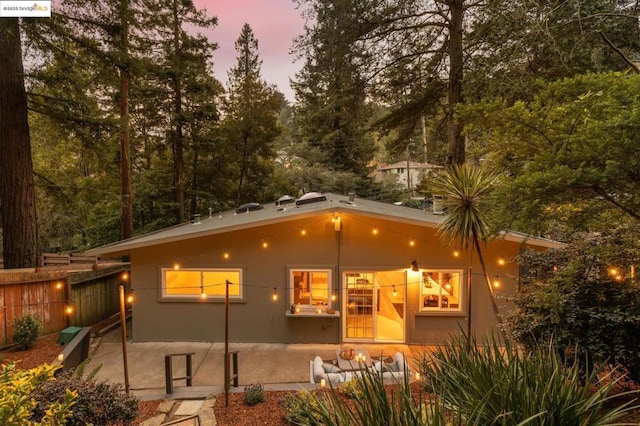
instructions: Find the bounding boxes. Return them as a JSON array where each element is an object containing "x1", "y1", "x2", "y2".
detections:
[
  {"x1": 162, "y1": 268, "x2": 243, "y2": 299},
  {"x1": 290, "y1": 269, "x2": 332, "y2": 309},
  {"x1": 420, "y1": 270, "x2": 462, "y2": 312}
]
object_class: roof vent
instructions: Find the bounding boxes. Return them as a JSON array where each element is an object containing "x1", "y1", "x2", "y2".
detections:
[
  {"x1": 432, "y1": 195, "x2": 445, "y2": 214},
  {"x1": 275, "y1": 195, "x2": 295, "y2": 207},
  {"x1": 296, "y1": 192, "x2": 327, "y2": 206},
  {"x1": 236, "y1": 202, "x2": 264, "y2": 214},
  {"x1": 192, "y1": 214, "x2": 201, "y2": 224}
]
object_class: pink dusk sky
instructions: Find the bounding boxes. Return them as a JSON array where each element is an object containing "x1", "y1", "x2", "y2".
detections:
[{"x1": 193, "y1": 0, "x2": 307, "y2": 101}]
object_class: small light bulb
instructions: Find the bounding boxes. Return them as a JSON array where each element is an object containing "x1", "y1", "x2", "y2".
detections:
[{"x1": 372, "y1": 227, "x2": 378, "y2": 235}]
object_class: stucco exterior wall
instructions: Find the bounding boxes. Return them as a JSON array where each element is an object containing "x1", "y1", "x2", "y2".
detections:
[{"x1": 128, "y1": 211, "x2": 523, "y2": 344}]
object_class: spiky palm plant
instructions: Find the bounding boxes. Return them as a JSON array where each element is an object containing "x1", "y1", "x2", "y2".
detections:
[{"x1": 430, "y1": 164, "x2": 502, "y2": 339}]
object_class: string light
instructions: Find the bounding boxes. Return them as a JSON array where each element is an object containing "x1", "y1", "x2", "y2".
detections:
[
  {"x1": 55, "y1": 281, "x2": 63, "y2": 290},
  {"x1": 333, "y1": 215, "x2": 342, "y2": 231},
  {"x1": 65, "y1": 306, "x2": 74, "y2": 315},
  {"x1": 127, "y1": 292, "x2": 134, "y2": 304},
  {"x1": 173, "y1": 263, "x2": 180, "y2": 270},
  {"x1": 409, "y1": 238, "x2": 415, "y2": 247},
  {"x1": 331, "y1": 289, "x2": 337, "y2": 301},
  {"x1": 453, "y1": 250, "x2": 460, "y2": 258},
  {"x1": 393, "y1": 285, "x2": 397, "y2": 297},
  {"x1": 493, "y1": 276, "x2": 500, "y2": 288},
  {"x1": 372, "y1": 227, "x2": 378, "y2": 235},
  {"x1": 301, "y1": 228, "x2": 307, "y2": 236},
  {"x1": 497, "y1": 258, "x2": 506, "y2": 266},
  {"x1": 262, "y1": 240, "x2": 268, "y2": 249},
  {"x1": 223, "y1": 252, "x2": 230, "y2": 260},
  {"x1": 272, "y1": 288, "x2": 278, "y2": 301}
]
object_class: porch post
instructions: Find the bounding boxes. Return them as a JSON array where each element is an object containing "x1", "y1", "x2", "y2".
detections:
[{"x1": 224, "y1": 279, "x2": 230, "y2": 407}]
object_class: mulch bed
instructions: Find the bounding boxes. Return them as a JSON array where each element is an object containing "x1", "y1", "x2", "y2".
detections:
[{"x1": 3, "y1": 330, "x2": 640, "y2": 425}]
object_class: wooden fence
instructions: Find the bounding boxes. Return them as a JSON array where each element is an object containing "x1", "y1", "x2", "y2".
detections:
[
  {"x1": 0, "y1": 266, "x2": 128, "y2": 347},
  {"x1": 68, "y1": 268, "x2": 125, "y2": 326},
  {"x1": 41, "y1": 253, "x2": 99, "y2": 270}
]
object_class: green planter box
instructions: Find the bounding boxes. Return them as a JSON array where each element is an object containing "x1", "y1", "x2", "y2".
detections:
[{"x1": 57, "y1": 326, "x2": 82, "y2": 345}]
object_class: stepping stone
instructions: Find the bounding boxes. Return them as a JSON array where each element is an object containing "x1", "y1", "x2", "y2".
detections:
[
  {"x1": 157, "y1": 400, "x2": 175, "y2": 413},
  {"x1": 174, "y1": 400, "x2": 204, "y2": 416}
]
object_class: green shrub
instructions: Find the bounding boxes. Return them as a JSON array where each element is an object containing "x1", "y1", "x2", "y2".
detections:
[
  {"x1": 281, "y1": 369, "x2": 445, "y2": 426},
  {"x1": 0, "y1": 362, "x2": 75, "y2": 425},
  {"x1": 30, "y1": 370, "x2": 138, "y2": 425},
  {"x1": 417, "y1": 332, "x2": 640, "y2": 425},
  {"x1": 280, "y1": 390, "x2": 323, "y2": 425},
  {"x1": 510, "y1": 228, "x2": 640, "y2": 381},
  {"x1": 244, "y1": 383, "x2": 265, "y2": 405},
  {"x1": 12, "y1": 312, "x2": 42, "y2": 350},
  {"x1": 338, "y1": 378, "x2": 363, "y2": 399}
]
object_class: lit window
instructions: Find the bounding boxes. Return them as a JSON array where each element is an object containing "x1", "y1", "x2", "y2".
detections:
[
  {"x1": 162, "y1": 268, "x2": 242, "y2": 299},
  {"x1": 420, "y1": 270, "x2": 462, "y2": 312},
  {"x1": 290, "y1": 269, "x2": 331, "y2": 309}
]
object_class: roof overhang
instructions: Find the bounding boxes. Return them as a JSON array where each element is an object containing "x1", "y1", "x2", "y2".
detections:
[{"x1": 86, "y1": 193, "x2": 564, "y2": 257}]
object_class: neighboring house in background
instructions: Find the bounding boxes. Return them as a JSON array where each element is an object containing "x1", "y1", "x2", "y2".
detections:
[
  {"x1": 87, "y1": 193, "x2": 562, "y2": 345},
  {"x1": 374, "y1": 161, "x2": 443, "y2": 193}
]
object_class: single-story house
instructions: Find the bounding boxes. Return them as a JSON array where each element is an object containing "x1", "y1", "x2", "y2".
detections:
[{"x1": 87, "y1": 192, "x2": 562, "y2": 345}]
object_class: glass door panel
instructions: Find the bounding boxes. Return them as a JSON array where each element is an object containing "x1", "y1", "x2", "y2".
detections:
[
  {"x1": 375, "y1": 271, "x2": 405, "y2": 341},
  {"x1": 344, "y1": 272, "x2": 374, "y2": 340}
]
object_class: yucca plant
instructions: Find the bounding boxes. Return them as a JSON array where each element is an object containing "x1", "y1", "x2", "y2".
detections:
[
  {"x1": 430, "y1": 164, "x2": 503, "y2": 340},
  {"x1": 417, "y1": 332, "x2": 640, "y2": 425},
  {"x1": 291, "y1": 365, "x2": 458, "y2": 426}
]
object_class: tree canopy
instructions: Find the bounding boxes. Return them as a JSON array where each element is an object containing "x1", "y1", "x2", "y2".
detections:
[{"x1": 462, "y1": 71, "x2": 640, "y2": 236}]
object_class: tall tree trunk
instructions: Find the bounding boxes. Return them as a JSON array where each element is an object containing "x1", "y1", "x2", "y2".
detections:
[
  {"x1": 190, "y1": 142, "x2": 199, "y2": 217},
  {"x1": 446, "y1": 0, "x2": 465, "y2": 166},
  {"x1": 0, "y1": 18, "x2": 40, "y2": 268},
  {"x1": 235, "y1": 134, "x2": 248, "y2": 207},
  {"x1": 119, "y1": 0, "x2": 133, "y2": 240},
  {"x1": 171, "y1": 0, "x2": 185, "y2": 222}
]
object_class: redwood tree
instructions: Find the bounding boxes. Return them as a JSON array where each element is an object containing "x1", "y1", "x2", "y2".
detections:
[{"x1": 0, "y1": 19, "x2": 40, "y2": 268}]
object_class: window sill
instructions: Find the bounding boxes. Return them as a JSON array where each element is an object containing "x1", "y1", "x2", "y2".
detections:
[
  {"x1": 286, "y1": 311, "x2": 340, "y2": 318},
  {"x1": 160, "y1": 297, "x2": 247, "y2": 303},
  {"x1": 415, "y1": 311, "x2": 465, "y2": 317}
]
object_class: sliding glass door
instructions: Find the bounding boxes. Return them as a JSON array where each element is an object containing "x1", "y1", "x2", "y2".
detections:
[{"x1": 343, "y1": 271, "x2": 405, "y2": 342}]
